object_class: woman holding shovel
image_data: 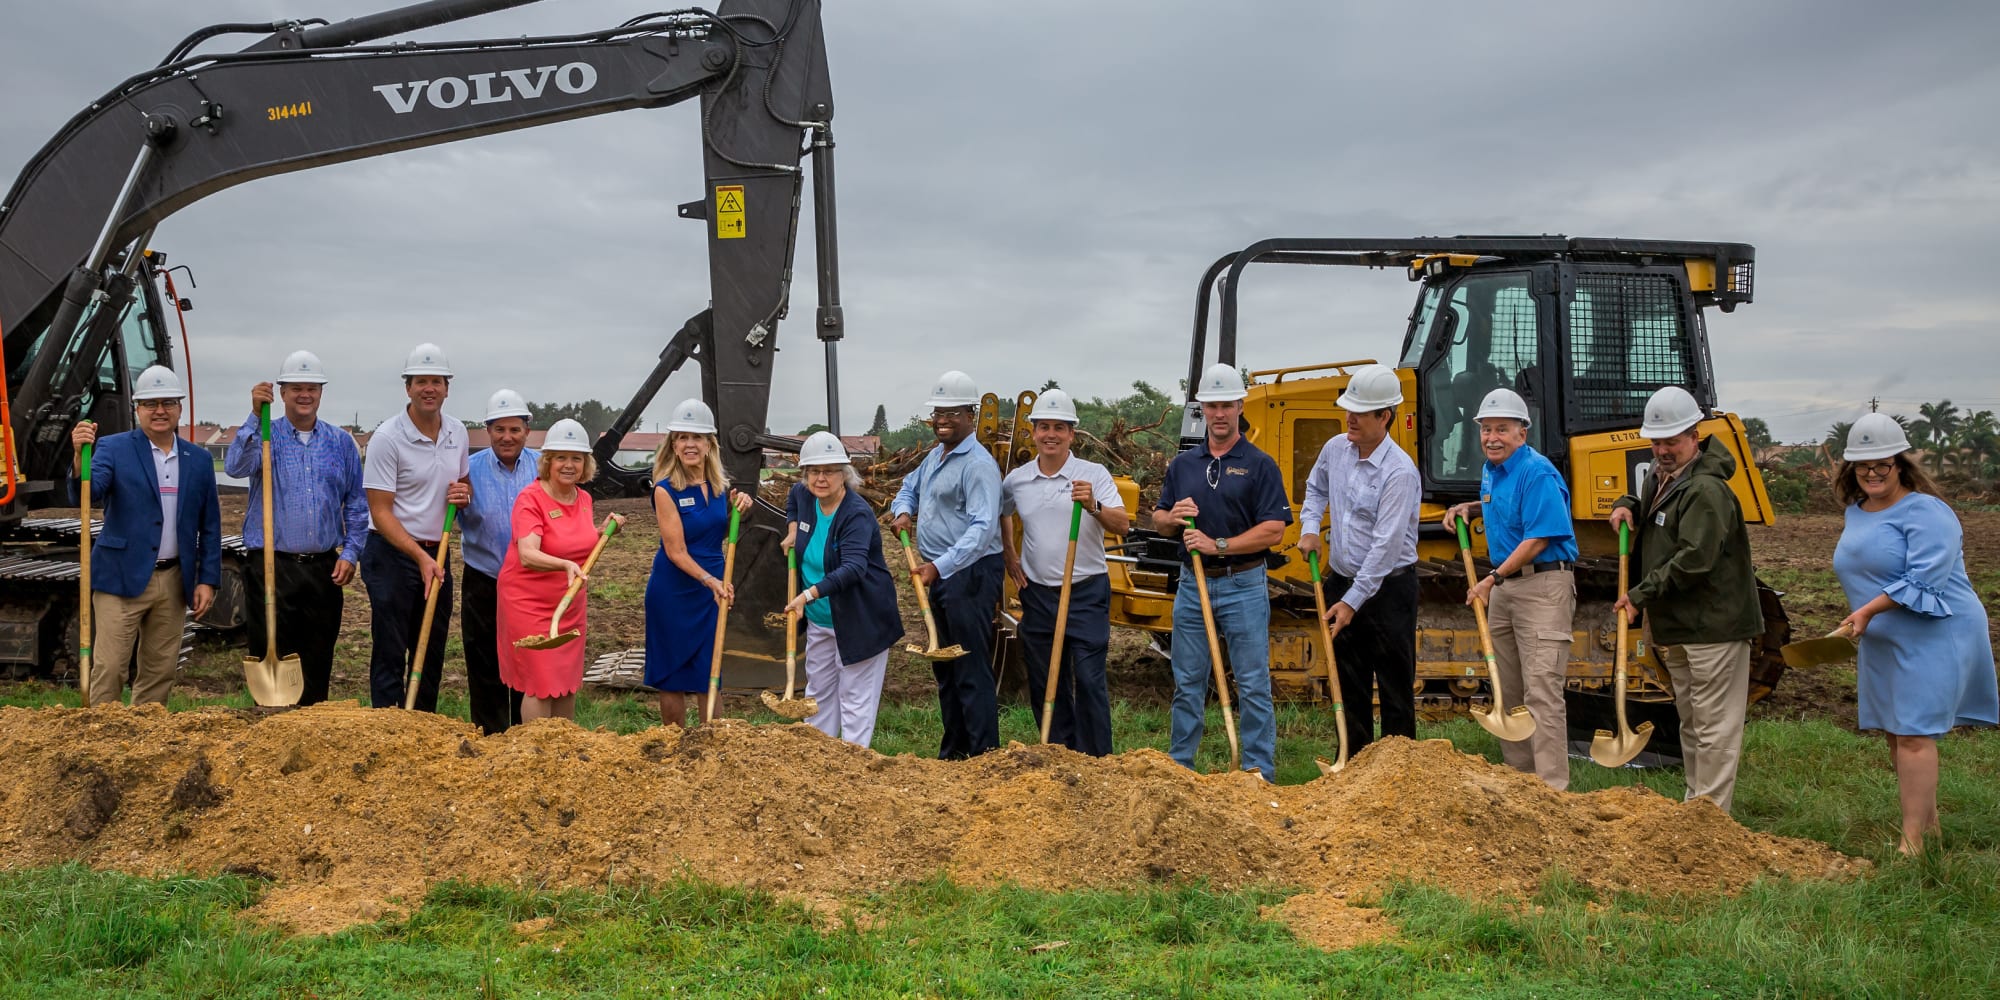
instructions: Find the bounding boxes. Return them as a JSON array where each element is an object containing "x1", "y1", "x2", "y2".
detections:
[
  {"x1": 497, "y1": 420, "x2": 622, "y2": 722},
  {"x1": 780, "y1": 432, "x2": 903, "y2": 747},
  {"x1": 1831, "y1": 415, "x2": 1997, "y2": 855},
  {"x1": 644, "y1": 399, "x2": 752, "y2": 728}
]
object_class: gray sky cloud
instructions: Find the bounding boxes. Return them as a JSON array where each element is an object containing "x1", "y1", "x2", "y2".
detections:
[{"x1": 4, "y1": 0, "x2": 1997, "y2": 444}]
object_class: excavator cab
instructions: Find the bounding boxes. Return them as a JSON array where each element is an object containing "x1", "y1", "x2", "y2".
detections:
[{"x1": 1100, "y1": 237, "x2": 1786, "y2": 753}]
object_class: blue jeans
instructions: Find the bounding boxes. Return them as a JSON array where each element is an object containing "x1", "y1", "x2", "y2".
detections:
[{"x1": 1170, "y1": 565, "x2": 1276, "y2": 778}]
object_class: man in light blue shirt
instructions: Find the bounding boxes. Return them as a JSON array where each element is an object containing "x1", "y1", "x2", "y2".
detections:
[
  {"x1": 890, "y1": 370, "x2": 1004, "y2": 759},
  {"x1": 223, "y1": 351, "x2": 367, "y2": 706},
  {"x1": 1444, "y1": 388, "x2": 1578, "y2": 790},
  {"x1": 458, "y1": 389, "x2": 539, "y2": 733}
]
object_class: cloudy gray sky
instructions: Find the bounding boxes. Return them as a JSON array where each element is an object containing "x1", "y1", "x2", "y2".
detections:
[{"x1": 5, "y1": 0, "x2": 1997, "y2": 444}]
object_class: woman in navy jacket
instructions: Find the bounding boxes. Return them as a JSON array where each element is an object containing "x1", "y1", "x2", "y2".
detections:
[{"x1": 782, "y1": 432, "x2": 903, "y2": 746}]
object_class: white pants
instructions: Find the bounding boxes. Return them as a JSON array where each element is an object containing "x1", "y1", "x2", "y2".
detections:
[{"x1": 804, "y1": 622, "x2": 888, "y2": 748}]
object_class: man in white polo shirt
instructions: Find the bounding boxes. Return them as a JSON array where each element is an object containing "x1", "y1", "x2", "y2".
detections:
[
  {"x1": 361, "y1": 343, "x2": 471, "y2": 711},
  {"x1": 1000, "y1": 389, "x2": 1129, "y2": 755}
]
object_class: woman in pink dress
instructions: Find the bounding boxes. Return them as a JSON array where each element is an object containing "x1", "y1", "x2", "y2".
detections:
[{"x1": 498, "y1": 419, "x2": 623, "y2": 720}]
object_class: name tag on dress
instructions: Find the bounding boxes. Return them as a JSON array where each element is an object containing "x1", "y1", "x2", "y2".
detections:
[
  {"x1": 548, "y1": 508, "x2": 563, "y2": 519},
  {"x1": 679, "y1": 497, "x2": 696, "y2": 508}
]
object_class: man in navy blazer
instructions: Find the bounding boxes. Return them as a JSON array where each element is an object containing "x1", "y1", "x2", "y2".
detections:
[{"x1": 70, "y1": 365, "x2": 221, "y2": 706}]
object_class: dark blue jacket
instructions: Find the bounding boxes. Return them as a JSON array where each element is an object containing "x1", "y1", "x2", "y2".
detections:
[
  {"x1": 787, "y1": 483, "x2": 903, "y2": 663},
  {"x1": 69, "y1": 428, "x2": 222, "y2": 604}
]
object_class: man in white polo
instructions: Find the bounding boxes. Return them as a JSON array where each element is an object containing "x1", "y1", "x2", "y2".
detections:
[
  {"x1": 1000, "y1": 389, "x2": 1130, "y2": 755},
  {"x1": 362, "y1": 343, "x2": 471, "y2": 711}
]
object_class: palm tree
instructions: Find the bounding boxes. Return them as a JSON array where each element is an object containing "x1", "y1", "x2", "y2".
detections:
[
  {"x1": 1956, "y1": 410, "x2": 1999, "y2": 482},
  {"x1": 1918, "y1": 400, "x2": 1961, "y2": 472},
  {"x1": 1824, "y1": 420, "x2": 1854, "y2": 462}
]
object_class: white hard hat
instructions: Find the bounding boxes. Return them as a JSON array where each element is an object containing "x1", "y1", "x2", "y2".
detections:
[
  {"x1": 1844, "y1": 413, "x2": 1911, "y2": 462},
  {"x1": 799, "y1": 430, "x2": 851, "y2": 467},
  {"x1": 542, "y1": 418, "x2": 592, "y2": 454},
  {"x1": 1335, "y1": 364, "x2": 1403, "y2": 411},
  {"x1": 277, "y1": 350, "x2": 329, "y2": 385},
  {"x1": 1193, "y1": 363, "x2": 1248, "y2": 403},
  {"x1": 1475, "y1": 388, "x2": 1531, "y2": 427},
  {"x1": 666, "y1": 398, "x2": 717, "y2": 434},
  {"x1": 401, "y1": 342, "x2": 453, "y2": 377},
  {"x1": 925, "y1": 370, "x2": 981, "y2": 409},
  {"x1": 132, "y1": 365, "x2": 185, "y2": 400},
  {"x1": 1027, "y1": 388, "x2": 1080, "y2": 423},
  {"x1": 1640, "y1": 386, "x2": 1703, "y2": 439},
  {"x1": 483, "y1": 388, "x2": 531, "y2": 424}
]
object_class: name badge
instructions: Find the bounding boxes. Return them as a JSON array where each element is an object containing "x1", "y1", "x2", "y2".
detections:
[
  {"x1": 1481, "y1": 494, "x2": 1492, "y2": 504},
  {"x1": 678, "y1": 497, "x2": 696, "y2": 509},
  {"x1": 799, "y1": 522, "x2": 811, "y2": 534},
  {"x1": 1654, "y1": 511, "x2": 1667, "y2": 526},
  {"x1": 548, "y1": 508, "x2": 563, "y2": 519}
]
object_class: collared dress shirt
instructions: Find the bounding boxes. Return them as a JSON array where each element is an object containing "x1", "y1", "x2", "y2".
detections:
[
  {"x1": 461, "y1": 446, "x2": 542, "y2": 577},
  {"x1": 1299, "y1": 434, "x2": 1420, "y2": 609},
  {"x1": 889, "y1": 435, "x2": 1002, "y2": 580},
  {"x1": 225, "y1": 414, "x2": 369, "y2": 560}
]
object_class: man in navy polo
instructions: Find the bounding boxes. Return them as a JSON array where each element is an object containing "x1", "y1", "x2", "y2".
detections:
[
  {"x1": 1443, "y1": 387, "x2": 1579, "y2": 790},
  {"x1": 1152, "y1": 363, "x2": 1292, "y2": 779}
]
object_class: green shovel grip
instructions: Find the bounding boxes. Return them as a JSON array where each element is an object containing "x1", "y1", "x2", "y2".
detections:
[
  {"x1": 726, "y1": 502, "x2": 741, "y2": 544},
  {"x1": 1455, "y1": 518, "x2": 1471, "y2": 551},
  {"x1": 1068, "y1": 501, "x2": 1084, "y2": 538},
  {"x1": 900, "y1": 528, "x2": 912, "y2": 548},
  {"x1": 787, "y1": 545, "x2": 797, "y2": 570},
  {"x1": 79, "y1": 440, "x2": 92, "y2": 483},
  {"x1": 600, "y1": 517, "x2": 620, "y2": 539},
  {"x1": 1618, "y1": 521, "x2": 1630, "y2": 556},
  {"x1": 1308, "y1": 549, "x2": 1322, "y2": 581},
  {"x1": 443, "y1": 504, "x2": 458, "y2": 534},
  {"x1": 259, "y1": 402, "x2": 271, "y2": 440}
]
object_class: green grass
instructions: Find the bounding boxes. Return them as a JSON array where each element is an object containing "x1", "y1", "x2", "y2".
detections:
[{"x1": 6, "y1": 682, "x2": 1999, "y2": 996}]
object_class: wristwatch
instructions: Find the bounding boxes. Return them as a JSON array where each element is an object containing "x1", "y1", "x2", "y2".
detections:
[{"x1": 1216, "y1": 536, "x2": 1230, "y2": 554}]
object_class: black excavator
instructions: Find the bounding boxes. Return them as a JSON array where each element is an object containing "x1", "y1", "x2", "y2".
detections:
[{"x1": 0, "y1": 0, "x2": 840, "y2": 685}]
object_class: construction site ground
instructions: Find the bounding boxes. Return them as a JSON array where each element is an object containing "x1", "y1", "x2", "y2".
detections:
[{"x1": 1, "y1": 496, "x2": 1995, "y2": 971}]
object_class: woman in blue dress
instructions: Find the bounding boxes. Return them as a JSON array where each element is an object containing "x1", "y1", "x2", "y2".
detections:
[
  {"x1": 645, "y1": 399, "x2": 751, "y2": 728},
  {"x1": 1831, "y1": 414, "x2": 1999, "y2": 855}
]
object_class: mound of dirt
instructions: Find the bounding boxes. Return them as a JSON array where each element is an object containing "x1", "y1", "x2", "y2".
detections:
[{"x1": 0, "y1": 705, "x2": 1866, "y2": 943}]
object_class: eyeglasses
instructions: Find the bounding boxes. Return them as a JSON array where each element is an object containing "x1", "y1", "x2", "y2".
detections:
[
  {"x1": 803, "y1": 466, "x2": 844, "y2": 478},
  {"x1": 1855, "y1": 461, "x2": 1897, "y2": 480},
  {"x1": 134, "y1": 399, "x2": 181, "y2": 411},
  {"x1": 929, "y1": 408, "x2": 972, "y2": 422},
  {"x1": 1205, "y1": 457, "x2": 1220, "y2": 489}
]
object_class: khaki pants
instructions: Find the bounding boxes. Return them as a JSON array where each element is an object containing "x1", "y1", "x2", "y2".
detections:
[
  {"x1": 1488, "y1": 568, "x2": 1574, "y2": 791},
  {"x1": 89, "y1": 566, "x2": 184, "y2": 707},
  {"x1": 1658, "y1": 639, "x2": 1752, "y2": 814}
]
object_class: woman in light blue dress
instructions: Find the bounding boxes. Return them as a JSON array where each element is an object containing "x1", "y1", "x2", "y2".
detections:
[{"x1": 1831, "y1": 415, "x2": 1998, "y2": 855}]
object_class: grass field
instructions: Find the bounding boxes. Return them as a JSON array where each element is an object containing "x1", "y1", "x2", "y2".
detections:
[{"x1": 3, "y1": 684, "x2": 1997, "y2": 998}]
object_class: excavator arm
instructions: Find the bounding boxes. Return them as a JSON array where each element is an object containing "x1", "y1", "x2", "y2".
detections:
[{"x1": 2, "y1": 0, "x2": 841, "y2": 512}]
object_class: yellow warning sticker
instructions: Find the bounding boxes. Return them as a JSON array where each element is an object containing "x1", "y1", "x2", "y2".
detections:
[{"x1": 715, "y1": 184, "x2": 746, "y2": 240}]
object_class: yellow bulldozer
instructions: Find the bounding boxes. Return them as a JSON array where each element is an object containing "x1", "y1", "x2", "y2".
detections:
[{"x1": 985, "y1": 237, "x2": 1790, "y2": 753}]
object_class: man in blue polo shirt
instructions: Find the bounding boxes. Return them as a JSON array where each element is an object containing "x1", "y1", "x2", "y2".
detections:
[
  {"x1": 1444, "y1": 387, "x2": 1578, "y2": 790},
  {"x1": 1152, "y1": 363, "x2": 1292, "y2": 779}
]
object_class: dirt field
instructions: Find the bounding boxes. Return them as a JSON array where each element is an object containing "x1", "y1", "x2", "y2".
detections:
[
  {"x1": 142, "y1": 500, "x2": 2000, "y2": 720},
  {"x1": 0, "y1": 705, "x2": 1864, "y2": 942}
]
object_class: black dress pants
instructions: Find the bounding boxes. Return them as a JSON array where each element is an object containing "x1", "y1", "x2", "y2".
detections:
[
  {"x1": 363, "y1": 532, "x2": 452, "y2": 712},
  {"x1": 460, "y1": 567, "x2": 522, "y2": 734},
  {"x1": 1017, "y1": 574, "x2": 1113, "y2": 756},
  {"x1": 1326, "y1": 565, "x2": 1419, "y2": 755},
  {"x1": 244, "y1": 548, "x2": 344, "y2": 707},
  {"x1": 929, "y1": 553, "x2": 1003, "y2": 760}
]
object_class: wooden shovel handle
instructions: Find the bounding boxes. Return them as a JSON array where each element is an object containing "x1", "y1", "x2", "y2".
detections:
[{"x1": 1039, "y1": 502, "x2": 1083, "y2": 744}]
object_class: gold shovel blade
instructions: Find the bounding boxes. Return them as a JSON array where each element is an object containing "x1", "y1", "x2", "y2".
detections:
[
  {"x1": 1588, "y1": 721, "x2": 1655, "y2": 768},
  {"x1": 515, "y1": 630, "x2": 580, "y2": 651},
  {"x1": 759, "y1": 689, "x2": 820, "y2": 720},
  {"x1": 1314, "y1": 756, "x2": 1346, "y2": 777},
  {"x1": 1780, "y1": 634, "x2": 1857, "y2": 669},
  {"x1": 243, "y1": 654, "x2": 304, "y2": 707},
  {"x1": 904, "y1": 642, "x2": 968, "y2": 661},
  {"x1": 1474, "y1": 703, "x2": 1537, "y2": 742}
]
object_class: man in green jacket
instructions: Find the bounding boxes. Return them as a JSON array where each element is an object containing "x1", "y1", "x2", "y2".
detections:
[{"x1": 1611, "y1": 387, "x2": 1763, "y2": 814}]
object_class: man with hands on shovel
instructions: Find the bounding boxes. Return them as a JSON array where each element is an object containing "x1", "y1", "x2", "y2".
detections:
[
  {"x1": 1610, "y1": 386, "x2": 1762, "y2": 814},
  {"x1": 458, "y1": 389, "x2": 538, "y2": 734},
  {"x1": 361, "y1": 343, "x2": 471, "y2": 713},
  {"x1": 1001, "y1": 389, "x2": 1128, "y2": 756},
  {"x1": 1298, "y1": 364, "x2": 1421, "y2": 757},
  {"x1": 68, "y1": 365, "x2": 221, "y2": 707},
  {"x1": 223, "y1": 351, "x2": 367, "y2": 707},
  {"x1": 1443, "y1": 388, "x2": 1577, "y2": 791},
  {"x1": 891, "y1": 370, "x2": 1005, "y2": 760},
  {"x1": 1153, "y1": 364, "x2": 1291, "y2": 780}
]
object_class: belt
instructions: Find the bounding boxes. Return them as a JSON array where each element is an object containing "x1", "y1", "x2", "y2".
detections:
[
  {"x1": 261, "y1": 548, "x2": 338, "y2": 564},
  {"x1": 153, "y1": 558, "x2": 179, "y2": 571},
  {"x1": 370, "y1": 530, "x2": 440, "y2": 552},
  {"x1": 1500, "y1": 560, "x2": 1573, "y2": 581},
  {"x1": 1198, "y1": 558, "x2": 1264, "y2": 578}
]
